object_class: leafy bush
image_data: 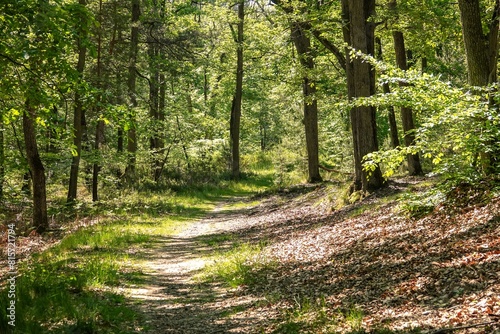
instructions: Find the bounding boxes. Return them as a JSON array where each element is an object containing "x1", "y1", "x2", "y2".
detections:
[{"x1": 357, "y1": 63, "x2": 500, "y2": 184}]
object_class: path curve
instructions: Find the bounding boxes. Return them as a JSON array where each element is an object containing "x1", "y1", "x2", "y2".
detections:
[{"x1": 125, "y1": 201, "x2": 265, "y2": 334}]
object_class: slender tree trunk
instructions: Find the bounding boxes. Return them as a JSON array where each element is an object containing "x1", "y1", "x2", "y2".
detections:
[
  {"x1": 390, "y1": 7, "x2": 423, "y2": 175},
  {"x1": 343, "y1": 0, "x2": 384, "y2": 191},
  {"x1": 125, "y1": 0, "x2": 140, "y2": 181},
  {"x1": 159, "y1": 73, "x2": 166, "y2": 124},
  {"x1": 230, "y1": 0, "x2": 244, "y2": 179},
  {"x1": 67, "y1": 0, "x2": 88, "y2": 203},
  {"x1": 375, "y1": 36, "x2": 400, "y2": 149},
  {"x1": 392, "y1": 31, "x2": 423, "y2": 175},
  {"x1": 153, "y1": 72, "x2": 166, "y2": 181},
  {"x1": 24, "y1": 98, "x2": 48, "y2": 233},
  {"x1": 271, "y1": 0, "x2": 322, "y2": 182},
  {"x1": 341, "y1": 0, "x2": 359, "y2": 185},
  {"x1": 157, "y1": 1, "x2": 166, "y2": 168},
  {"x1": 259, "y1": 120, "x2": 266, "y2": 151},
  {"x1": 92, "y1": 0, "x2": 104, "y2": 201},
  {"x1": 92, "y1": 120, "x2": 104, "y2": 201},
  {"x1": 384, "y1": 84, "x2": 400, "y2": 149},
  {"x1": 290, "y1": 22, "x2": 322, "y2": 183},
  {"x1": 148, "y1": 38, "x2": 162, "y2": 180},
  {"x1": 117, "y1": 68, "x2": 124, "y2": 153}
]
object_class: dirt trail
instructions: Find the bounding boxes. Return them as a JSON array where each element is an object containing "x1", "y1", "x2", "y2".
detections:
[{"x1": 124, "y1": 201, "x2": 265, "y2": 334}]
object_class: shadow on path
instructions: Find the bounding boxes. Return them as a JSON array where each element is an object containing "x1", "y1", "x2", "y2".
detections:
[{"x1": 124, "y1": 201, "x2": 273, "y2": 334}]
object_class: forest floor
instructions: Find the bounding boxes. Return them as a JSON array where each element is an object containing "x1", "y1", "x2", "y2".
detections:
[
  {"x1": 122, "y1": 178, "x2": 500, "y2": 333},
  {"x1": 1, "y1": 177, "x2": 500, "y2": 333}
]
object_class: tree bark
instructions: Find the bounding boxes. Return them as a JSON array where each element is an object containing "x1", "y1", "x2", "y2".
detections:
[
  {"x1": 375, "y1": 36, "x2": 400, "y2": 149},
  {"x1": 24, "y1": 98, "x2": 48, "y2": 233},
  {"x1": 270, "y1": 0, "x2": 322, "y2": 183},
  {"x1": 67, "y1": 0, "x2": 88, "y2": 203},
  {"x1": 125, "y1": 0, "x2": 140, "y2": 181},
  {"x1": 148, "y1": 39, "x2": 161, "y2": 179},
  {"x1": 389, "y1": 1, "x2": 423, "y2": 175},
  {"x1": 230, "y1": 0, "x2": 244, "y2": 180},
  {"x1": 458, "y1": 0, "x2": 500, "y2": 172},
  {"x1": 393, "y1": 35, "x2": 423, "y2": 174},
  {"x1": 458, "y1": 0, "x2": 494, "y2": 87},
  {"x1": 343, "y1": 0, "x2": 384, "y2": 191},
  {"x1": 290, "y1": 22, "x2": 322, "y2": 183},
  {"x1": 92, "y1": 120, "x2": 105, "y2": 201},
  {"x1": 116, "y1": 69, "x2": 124, "y2": 153},
  {"x1": 92, "y1": 0, "x2": 105, "y2": 202}
]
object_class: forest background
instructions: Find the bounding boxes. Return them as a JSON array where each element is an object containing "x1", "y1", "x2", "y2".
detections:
[
  {"x1": 1, "y1": 0, "x2": 499, "y2": 232},
  {"x1": 1, "y1": 0, "x2": 500, "y2": 333}
]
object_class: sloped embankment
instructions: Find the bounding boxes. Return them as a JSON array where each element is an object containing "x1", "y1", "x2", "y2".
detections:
[{"x1": 223, "y1": 179, "x2": 500, "y2": 333}]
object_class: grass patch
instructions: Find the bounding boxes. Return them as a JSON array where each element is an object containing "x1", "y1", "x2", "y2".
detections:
[
  {"x1": 0, "y1": 171, "x2": 275, "y2": 333},
  {"x1": 196, "y1": 242, "x2": 272, "y2": 288},
  {"x1": 223, "y1": 199, "x2": 261, "y2": 210},
  {"x1": 198, "y1": 233, "x2": 235, "y2": 247},
  {"x1": 344, "y1": 306, "x2": 364, "y2": 333},
  {"x1": 271, "y1": 298, "x2": 426, "y2": 334},
  {"x1": 272, "y1": 297, "x2": 336, "y2": 334}
]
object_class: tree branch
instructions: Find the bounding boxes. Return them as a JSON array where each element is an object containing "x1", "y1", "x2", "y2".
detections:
[
  {"x1": 0, "y1": 52, "x2": 68, "y2": 100},
  {"x1": 311, "y1": 29, "x2": 346, "y2": 71}
]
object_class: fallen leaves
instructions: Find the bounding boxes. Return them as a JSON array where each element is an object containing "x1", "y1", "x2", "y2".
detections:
[{"x1": 227, "y1": 179, "x2": 500, "y2": 332}]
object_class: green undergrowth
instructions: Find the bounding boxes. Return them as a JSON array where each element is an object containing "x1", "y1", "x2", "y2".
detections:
[
  {"x1": 0, "y1": 219, "x2": 152, "y2": 333},
  {"x1": 269, "y1": 298, "x2": 422, "y2": 334},
  {"x1": 196, "y1": 241, "x2": 274, "y2": 288},
  {"x1": 0, "y1": 171, "x2": 274, "y2": 333}
]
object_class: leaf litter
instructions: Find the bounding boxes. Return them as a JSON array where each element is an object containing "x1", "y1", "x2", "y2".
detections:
[{"x1": 0, "y1": 178, "x2": 499, "y2": 333}]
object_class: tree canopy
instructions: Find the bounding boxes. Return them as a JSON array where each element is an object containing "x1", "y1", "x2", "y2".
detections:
[{"x1": 0, "y1": 0, "x2": 499, "y2": 231}]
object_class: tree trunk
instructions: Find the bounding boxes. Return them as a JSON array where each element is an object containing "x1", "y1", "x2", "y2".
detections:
[
  {"x1": 24, "y1": 99, "x2": 48, "y2": 233},
  {"x1": 117, "y1": 69, "x2": 124, "y2": 153},
  {"x1": 125, "y1": 0, "x2": 140, "y2": 181},
  {"x1": 458, "y1": 0, "x2": 493, "y2": 87},
  {"x1": 259, "y1": 120, "x2": 266, "y2": 151},
  {"x1": 154, "y1": 72, "x2": 166, "y2": 182},
  {"x1": 390, "y1": 7, "x2": 423, "y2": 175},
  {"x1": 92, "y1": 120, "x2": 104, "y2": 201},
  {"x1": 385, "y1": 84, "x2": 400, "y2": 149},
  {"x1": 148, "y1": 38, "x2": 163, "y2": 180},
  {"x1": 458, "y1": 0, "x2": 500, "y2": 172},
  {"x1": 230, "y1": 0, "x2": 244, "y2": 180},
  {"x1": 343, "y1": 0, "x2": 384, "y2": 191},
  {"x1": 92, "y1": 0, "x2": 105, "y2": 202},
  {"x1": 375, "y1": 36, "x2": 400, "y2": 149},
  {"x1": 67, "y1": 0, "x2": 88, "y2": 203},
  {"x1": 290, "y1": 22, "x2": 322, "y2": 183}
]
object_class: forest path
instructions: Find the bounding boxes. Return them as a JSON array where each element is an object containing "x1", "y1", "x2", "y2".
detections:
[{"x1": 124, "y1": 198, "x2": 266, "y2": 334}]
